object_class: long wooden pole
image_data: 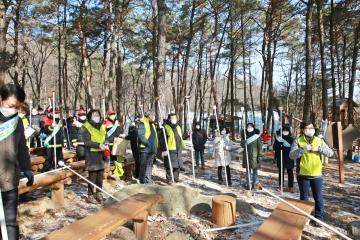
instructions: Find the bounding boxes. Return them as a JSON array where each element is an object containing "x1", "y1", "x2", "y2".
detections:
[
  {"x1": 337, "y1": 121, "x2": 345, "y2": 183},
  {"x1": 279, "y1": 106, "x2": 283, "y2": 194},
  {"x1": 186, "y1": 96, "x2": 196, "y2": 182},
  {"x1": 52, "y1": 92, "x2": 57, "y2": 169},
  {"x1": 241, "y1": 107, "x2": 251, "y2": 191}
]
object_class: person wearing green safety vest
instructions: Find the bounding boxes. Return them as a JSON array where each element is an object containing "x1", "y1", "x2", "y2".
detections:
[
  {"x1": 79, "y1": 109, "x2": 109, "y2": 204},
  {"x1": 160, "y1": 113, "x2": 187, "y2": 184},
  {"x1": 137, "y1": 111, "x2": 158, "y2": 184},
  {"x1": 289, "y1": 120, "x2": 334, "y2": 226}
]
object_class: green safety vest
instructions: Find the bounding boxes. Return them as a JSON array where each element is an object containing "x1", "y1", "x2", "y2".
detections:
[
  {"x1": 297, "y1": 135, "x2": 322, "y2": 176},
  {"x1": 139, "y1": 117, "x2": 158, "y2": 148},
  {"x1": 165, "y1": 124, "x2": 185, "y2": 151},
  {"x1": 83, "y1": 121, "x2": 106, "y2": 152}
]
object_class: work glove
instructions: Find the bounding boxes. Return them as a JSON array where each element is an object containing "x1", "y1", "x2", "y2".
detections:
[
  {"x1": 311, "y1": 146, "x2": 319, "y2": 152},
  {"x1": 23, "y1": 170, "x2": 34, "y2": 186},
  {"x1": 303, "y1": 145, "x2": 313, "y2": 152},
  {"x1": 161, "y1": 151, "x2": 168, "y2": 158},
  {"x1": 58, "y1": 160, "x2": 65, "y2": 167},
  {"x1": 99, "y1": 144, "x2": 106, "y2": 150},
  {"x1": 39, "y1": 133, "x2": 47, "y2": 140}
]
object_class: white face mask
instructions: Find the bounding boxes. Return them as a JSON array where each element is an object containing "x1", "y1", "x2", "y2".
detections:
[
  {"x1": 196, "y1": 125, "x2": 200, "y2": 129},
  {"x1": 170, "y1": 119, "x2": 177, "y2": 125},
  {"x1": 247, "y1": 127, "x2": 254, "y2": 132},
  {"x1": 92, "y1": 116, "x2": 101, "y2": 123},
  {"x1": 221, "y1": 130, "x2": 227, "y2": 135},
  {"x1": 304, "y1": 128, "x2": 315, "y2": 137},
  {"x1": 283, "y1": 131, "x2": 289, "y2": 136},
  {"x1": 32, "y1": 110, "x2": 38, "y2": 115},
  {"x1": 79, "y1": 115, "x2": 86, "y2": 121},
  {"x1": 0, "y1": 107, "x2": 18, "y2": 117},
  {"x1": 109, "y1": 115, "x2": 116, "y2": 121},
  {"x1": 54, "y1": 114, "x2": 60, "y2": 119}
]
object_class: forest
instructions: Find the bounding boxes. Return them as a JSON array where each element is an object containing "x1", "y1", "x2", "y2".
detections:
[{"x1": 0, "y1": 0, "x2": 359, "y2": 131}]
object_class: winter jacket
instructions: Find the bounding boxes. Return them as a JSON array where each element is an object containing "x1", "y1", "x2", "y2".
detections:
[
  {"x1": 241, "y1": 129, "x2": 262, "y2": 169},
  {"x1": 30, "y1": 114, "x2": 41, "y2": 132},
  {"x1": 79, "y1": 121, "x2": 106, "y2": 171},
  {"x1": 213, "y1": 134, "x2": 232, "y2": 166},
  {"x1": 42, "y1": 117, "x2": 64, "y2": 148},
  {"x1": 192, "y1": 128, "x2": 207, "y2": 150},
  {"x1": 126, "y1": 125, "x2": 139, "y2": 159},
  {"x1": 273, "y1": 130, "x2": 295, "y2": 169},
  {"x1": 137, "y1": 117, "x2": 158, "y2": 154},
  {"x1": 0, "y1": 113, "x2": 32, "y2": 192}
]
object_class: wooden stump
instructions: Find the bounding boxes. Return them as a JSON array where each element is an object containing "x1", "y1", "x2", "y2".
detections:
[
  {"x1": 212, "y1": 195, "x2": 236, "y2": 227},
  {"x1": 133, "y1": 211, "x2": 149, "y2": 240},
  {"x1": 51, "y1": 181, "x2": 65, "y2": 206}
]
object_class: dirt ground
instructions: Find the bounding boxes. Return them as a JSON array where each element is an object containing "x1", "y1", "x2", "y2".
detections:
[{"x1": 18, "y1": 150, "x2": 360, "y2": 240}]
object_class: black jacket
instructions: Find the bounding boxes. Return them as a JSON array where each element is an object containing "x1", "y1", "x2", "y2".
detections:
[
  {"x1": 0, "y1": 113, "x2": 32, "y2": 192},
  {"x1": 273, "y1": 130, "x2": 295, "y2": 169},
  {"x1": 192, "y1": 128, "x2": 207, "y2": 150}
]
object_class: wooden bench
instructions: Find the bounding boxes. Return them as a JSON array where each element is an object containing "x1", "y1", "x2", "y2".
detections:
[
  {"x1": 44, "y1": 193, "x2": 163, "y2": 240},
  {"x1": 250, "y1": 198, "x2": 314, "y2": 240}
]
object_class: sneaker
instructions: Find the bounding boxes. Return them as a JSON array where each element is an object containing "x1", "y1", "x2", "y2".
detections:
[{"x1": 86, "y1": 195, "x2": 98, "y2": 204}]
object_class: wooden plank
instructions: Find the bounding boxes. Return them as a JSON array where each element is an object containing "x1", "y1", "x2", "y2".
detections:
[
  {"x1": 250, "y1": 198, "x2": 314, "y2": 240},
  {"x1": 44, "y1": 193, "x2": 162, "y2": 240}
]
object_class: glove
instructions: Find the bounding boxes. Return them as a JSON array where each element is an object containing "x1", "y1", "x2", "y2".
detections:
[
  {"x1": 162, "y1": 151, "x2": 168, "y2": 158},
  {"x1": 303, "y1": 145, "x2": 312, "y2": 151},
  {"x1": 58, "y1": 160, "x2": 65, "y2": 167},
  {"x1": 312, "y1": 146, "x2": 319, "y2": 152},
  {"x1": 39, "y1": 133, "x2": 47, "y2": 140},
  {"x1": 99, "y1": 144, "x2": 106, "y2": 150},
  {"x1": 23, "y1": 170, "x2": 34, "y2": 186}
]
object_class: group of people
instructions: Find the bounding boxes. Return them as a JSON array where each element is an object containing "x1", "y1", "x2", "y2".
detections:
[{"x1": 0, "y1": 82, "x2": 336, "y2": 239}]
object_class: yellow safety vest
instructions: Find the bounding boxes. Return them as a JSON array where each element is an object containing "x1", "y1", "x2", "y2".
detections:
[
  {"x1": 165, "y1": 124, "x2": 185, "y2": 151},
  {"x1": 21, "y1": 116, "x2": 29, "y2": 129},
  {"x1": 139, "y1": 117, "x2": 158, "y2": 148},
  {"x1": 83, "y1": 121, "x2": 106, "y2": 152},
  {"x1": 297, "y1": 135, "x2": 322, "y2": 176}
]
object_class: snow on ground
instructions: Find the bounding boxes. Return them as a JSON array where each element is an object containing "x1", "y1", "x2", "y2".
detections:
[{"x1": 18, "y1": 149, "x2": 360, "y2": 239}]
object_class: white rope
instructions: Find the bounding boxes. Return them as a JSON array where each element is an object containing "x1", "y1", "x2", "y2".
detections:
[
  {"x1": 262, "y1": 187, "x2": 352, "y2": 240},
  {"x1": 203, "y1": 221, "x2": 262, "y2": 232},
  {"x1": 0, "y1": 190, "x2": 8, "y2": 240},
  {"x1": 58, "y1": 162, "x2": 121, "y2": 202}
]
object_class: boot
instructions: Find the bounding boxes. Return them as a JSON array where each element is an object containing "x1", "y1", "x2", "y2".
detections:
[
  {"x1": 201, "y1": 164, "x2": 205, "y2": 170},
  {"x1": 255, "y1": 183, "x2": 263, "y2": 190},
  {"x1": 86, "y1": 195, "x2": 98, "y2": 204},
  {"x1": 95, "y1": 192, "x2": 104, "y2": 204}
]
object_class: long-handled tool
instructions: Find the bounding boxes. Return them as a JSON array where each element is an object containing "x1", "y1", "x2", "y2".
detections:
[
  {"x1": 157, "y1": 99, "x2": 175, "y2": 184},
  {"x1": 52, "y1": 92, "x2": 57, "y2": 170},
  {"x1": 0, "y1": 189, "x2": 8, "y2": 240},
  {"x1": 185, "y1": 96, "x2": 195, "y2": 182},
  {"x1": 262, "y1": 187, "x2": 352, "y2": 240},
  {"x1": 58, "y1": 162, "x2": 121, "y2": 202},
  {"x1": 279, "y1": 106, "x2": 283, "y2": 194},
  {"x1": 213, "y1": 105, "x2": 228, "y2": 187},
  {"x1": 241, "y1": 107, "x2": 251, "y2": 191}
]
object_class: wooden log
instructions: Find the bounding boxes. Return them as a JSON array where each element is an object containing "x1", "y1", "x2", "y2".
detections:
[
  {"x1": 51, "y1": 181, "x2": 65, "y2": 205},
  {"x1": 133, "y1": 211, "x2": 149, "y2": 240},
  {"x1": 32, "y1": 165, "x2": 39, "y2": 172},
  {"x1": 212, "y1": 195, "x2": 236, "y2": 227}
]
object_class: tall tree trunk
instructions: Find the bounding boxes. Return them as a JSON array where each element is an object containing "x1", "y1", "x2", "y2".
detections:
[
  {"x1": 348, "y1": 19, "x2": 360, "y2": 125},
  {"x1": 303, "y1": 0, "x2": 315, "y2": 121},
  {"x1": 154, "y1": 0, "x2": 166, "y2": 118},
  {"x1": 57, "y1": 1, "x2": 63, "y2": 112},
  {"x1": 330, "y1": 0, "x2": 337, "y2": 121},
  {"x1": 240, "y1": 9, "x2": 248, "y2": 123},
  {"x1": 317, "y1": 0, "x2": 328, "y2": 120}
]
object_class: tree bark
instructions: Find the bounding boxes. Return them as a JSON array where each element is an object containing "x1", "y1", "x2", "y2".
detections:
[{"x1": 303, "y1": 0, "x2": 315, "y2": 121}]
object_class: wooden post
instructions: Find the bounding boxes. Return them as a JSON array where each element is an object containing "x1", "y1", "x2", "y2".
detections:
[
  {"x1": 51, "y1": 181, "x2": 65, "y2": 205},
  {"x1": 212, "y1": 195, "x2": 236, "y2": 227},
  {"x1": 133, "y1": 211, "x2": 149, "y2": 240},
  {"x1": 337, "y1": 122, "x2": 345, "y2": 183}
]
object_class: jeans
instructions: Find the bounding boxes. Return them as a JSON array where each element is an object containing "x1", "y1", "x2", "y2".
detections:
[
  {"x1": 278, "y1": 167, "x2": 294, "y2": 188},
  {"x1": 88, "y1": 170, "x2": 104, "y2": 196},
  {"x1": 246, "y1": 168, "x2": 258, "y2": 188},
  {"x1": 195, "y1": 149, "x2": 205, "y2": 166},
  {"x1": 1, "y1": 188, "x2": 19, "y2": 240},
  {"x1": 139, "y1": 152, "x2": 155, "y2": 184},
  {"x1": 297, "y1": 176, "x2": 324, "y2": 220}
]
